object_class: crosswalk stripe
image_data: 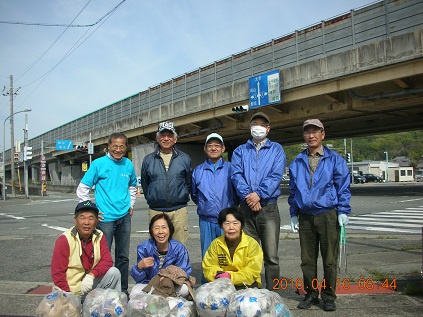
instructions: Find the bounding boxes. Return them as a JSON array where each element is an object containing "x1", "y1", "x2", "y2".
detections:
[{"x1": 349, "y1": 209, "x2": 423, "y2": 234}]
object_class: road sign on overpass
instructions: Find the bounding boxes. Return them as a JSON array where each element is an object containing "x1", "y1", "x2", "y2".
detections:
[
  {"x1": 249, "y1": 69, "x2": 281, "y2": 109},
  {"x1": 55, "y1": 140, "x2": 73, "y2": 151}
]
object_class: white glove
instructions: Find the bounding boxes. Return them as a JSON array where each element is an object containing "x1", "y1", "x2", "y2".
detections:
[
  {"x1": 80, "y1": 274, "x2": 94, "y2": 295},
  {"x1": 338, "y1": 214, "x2": 349, "y2": 227},
  {"x1": 290, "y1": 216, "x2": 299, "y2": 233}
]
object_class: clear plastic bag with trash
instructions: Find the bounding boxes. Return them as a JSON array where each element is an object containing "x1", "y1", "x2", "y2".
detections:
[
  {"x1": 195, "y1": 278, "x2": 236, "y2": 317},
  {"x1": 167, "y1": 296, "x2": 198, "y2": 317},
  {"x1": 126, "y1": 291, "x2": 171, "y2": 317},
  {"x1": 35, "y1": 288, "x2": 82, "y2": 317},
  {"x1": 82, "y1": 288, "x2": 127, "y2": 317},
  {"x1": 226, "y1": 288, "x2": 291, "y2": 317}
]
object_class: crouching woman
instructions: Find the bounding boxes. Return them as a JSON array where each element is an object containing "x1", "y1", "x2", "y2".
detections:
[{"x1": 202, "y1": 207, "x2": 263, "y2": 289}]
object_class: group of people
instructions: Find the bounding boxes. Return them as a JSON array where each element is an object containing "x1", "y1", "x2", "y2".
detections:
[{"x1": 50, "y1": 113, "x2": 351, "y2": 312}]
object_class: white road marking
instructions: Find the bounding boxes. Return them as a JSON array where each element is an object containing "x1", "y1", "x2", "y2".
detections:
[
  {"x1": 0, "y1": 213, "x2": 25, "y2": 220},
  {"x1": 41, "y1": 223, "x2": 68, "y2": 232}
]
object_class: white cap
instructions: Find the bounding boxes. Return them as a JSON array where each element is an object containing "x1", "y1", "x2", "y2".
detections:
[{"x1": 205, "y1": 133, "x2": 224, "y2": 145}]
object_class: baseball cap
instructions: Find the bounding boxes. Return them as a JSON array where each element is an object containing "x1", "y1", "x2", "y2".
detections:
[
  {"x1": 250, "y1": 112, "x2": 270, "y2": 124},
  {"x1": 158, "y1": 121, "x2": 176, "y2": 133},
  {"x1": 303, "y1": 119, "x2": 324, "y2": 130},
  {"x1": 205, "y1": 133, "x2": 224, "y2": 145},
  {"x1": 75, "y1": 201, "x2": 99, "y2": 215}
]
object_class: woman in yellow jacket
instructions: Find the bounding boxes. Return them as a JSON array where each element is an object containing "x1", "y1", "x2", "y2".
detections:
[{"x1": 202, "y1": 207, "x2": 263, "y2": 289}]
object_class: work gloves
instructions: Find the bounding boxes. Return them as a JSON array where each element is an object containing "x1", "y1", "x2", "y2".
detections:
[
  {"x1": 80, "y1": 274, "x2": 94, "y2": 295},
  {"x1": 338, "y1": 214, "x2": 349, "y2": 227},
  {"x1": 215, "y1": 271, "x2": 231, "y2": 279},
  {"x1": 290, "y1": 216, "x2": 299, "y2": 233},
  {"x1": 291, "y1": 214, "x2": 349, "y2": 232}
]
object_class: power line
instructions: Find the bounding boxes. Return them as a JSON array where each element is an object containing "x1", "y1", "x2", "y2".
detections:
[
  {"x1": 15, "y1": 0, "x2": 93, "y2": 82},
  {"x1": 17, "y1": 0, "x2": 126, "y2": 106},
  {"x1": 0, "y1": 0, "x2": 126, "y2": 28}
]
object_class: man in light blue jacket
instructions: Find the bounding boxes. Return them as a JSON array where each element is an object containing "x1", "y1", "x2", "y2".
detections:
[
  {"x1": 77, "y1": 132, "x2": 138, "y2": 297},
  {"x1": 231, "y1": 112, "x2": 286, "y2": 291},
  {"x1": 288, "y1": 119, "x2": 351, "y2": 312}
]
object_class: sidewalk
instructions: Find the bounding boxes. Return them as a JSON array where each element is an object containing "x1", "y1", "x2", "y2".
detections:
[{"x1": 0, "y1": 280, "x2": 422, "y2": 316}]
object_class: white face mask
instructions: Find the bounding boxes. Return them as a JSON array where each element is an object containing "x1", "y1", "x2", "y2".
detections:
[{"x1": 250, "y1": 126, "x2": 268, "y2": 140}]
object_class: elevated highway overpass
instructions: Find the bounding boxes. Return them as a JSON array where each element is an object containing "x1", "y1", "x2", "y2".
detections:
[{"x1": 3, "y1": 0, "x2": 423, "y2": 188}]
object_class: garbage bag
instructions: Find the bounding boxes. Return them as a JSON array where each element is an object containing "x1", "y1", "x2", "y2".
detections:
[
  {"x1": 168, "y1": 297, "x2": 197, "y2": 317},
  {"x1": 226, "y1": 288, "x2": 291, "y2": 317},
  {"x1": 82, "y1": 288, "x2": 127, "y2": 317},
  {"x1": 36, "y1": 289, "x2": 81, "y2": 317},
  {"x1": 270, "y1": 291, "x2": 291, "y2": 317},
  {"x1": 196, "y1": 278, "x2": 236, "y2": 317},
  {"x1": 126, "y1": 292, "x2": 170, "y2": 317}
]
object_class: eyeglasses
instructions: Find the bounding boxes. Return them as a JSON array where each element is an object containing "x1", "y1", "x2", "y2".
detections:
[
  {"x1": 250, "y1": 122, "x2": 269, "y2": 128},
  {"x1": 303, "y1": 129, "x2": 322, "y2": 136},
  {"x1": 110, "y1": 145, "x2": 126, "y2": 150},
  {"x1": 206, "y1": 144, "x2": 223, "y2": 149}
]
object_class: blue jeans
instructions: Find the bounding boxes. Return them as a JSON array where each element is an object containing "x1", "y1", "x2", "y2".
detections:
[
  {"x1": 240, "y1": 201, "x2": 281, "y2": 291},
  {"x1": 97, "y1": 213, "x2": 131, "y2": 294}
]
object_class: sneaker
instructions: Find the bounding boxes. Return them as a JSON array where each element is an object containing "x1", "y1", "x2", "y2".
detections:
[
  {"x1": 323, "y1": 299, "x2": 336, "y2": 311},
  {"x1": 297, "y1": 295, "x2": 320, "y2": 309}
]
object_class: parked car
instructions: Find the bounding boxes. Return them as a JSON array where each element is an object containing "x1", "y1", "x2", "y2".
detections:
[
  {"x1": 362, "y1": 173, "x2": 383, "y2": 183},
  {"x1": 416, "y1": 171, "x2": 423, "y2": 182},
  {"x1": 351, "y1": 173, "x2": 366, "y2": 184}
]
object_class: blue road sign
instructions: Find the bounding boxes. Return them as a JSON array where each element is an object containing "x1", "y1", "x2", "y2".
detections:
[
  {"x1": 56, "y1": 140, "x2": 73, "y2": 151},
  {"x1": 249, "y1": 70, "x2": 281, "y2": 109}
]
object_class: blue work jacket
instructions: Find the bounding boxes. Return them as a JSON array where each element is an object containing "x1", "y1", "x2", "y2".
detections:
[
  {"x1": 288, "y1": 146, "x2": 351, "y2": 217},
  {"x1": 231, "y1": 139, "x2": 286, "y2": 205},
  {"x1": 191, "y1": 158, "x2": 238, "y2": 223},
  {"x1": 130, "y1": 238, "x2": 192, "y2": 284}
]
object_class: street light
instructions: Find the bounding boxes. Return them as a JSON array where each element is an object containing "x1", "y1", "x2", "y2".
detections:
[
  {"x1": 384, "y1": 151, "x2": 389, "y2": 182},
  {"x1": 2, "y1": 109, "x2": 32, "y2": 201}
]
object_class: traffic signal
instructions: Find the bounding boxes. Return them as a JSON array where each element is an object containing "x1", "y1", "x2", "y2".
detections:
[
  {"x1": 76, "y1": 143, "x2": 88, "y2": 151},
  {"x1": 24, "y1": 146, "x2": 33, "y2": 161},
  {"x1": 346, "y1": 153, "x2": 351, "y2": 163},
  {"x1": 232, "y1": 105, "x2": 249, "y2": 113},
  {"x1": 14, "y1": 153, "x2": 19, "y2": 163}
]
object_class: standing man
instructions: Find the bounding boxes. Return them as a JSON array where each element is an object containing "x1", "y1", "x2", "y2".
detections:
[
  {"x1": 51, "y1": 201, "x2": 121, "y2": 297},
  {"x1": 288, "y1": 119, "x2": 351, "y2": 311},
  {"x1": 77, "y1": 132, "x2": 137, "y2": 297},
  {"x1": 191, "y1": 133, "x2": 238, "y2": 260},
  {"x1": 231, "y1": 112, "x2": 286, "y2": 291},
  {"x1": 141, "y1": 121, "x2": 192, "y2": 245}
]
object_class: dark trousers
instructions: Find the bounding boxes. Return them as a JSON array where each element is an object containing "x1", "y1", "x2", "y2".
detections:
[
  {"x1": 240, "y1": 201, "x2": 280, "y2": 291},
  {"x1": 299, "y1": 209, "x2": 340, "y2": 300}
]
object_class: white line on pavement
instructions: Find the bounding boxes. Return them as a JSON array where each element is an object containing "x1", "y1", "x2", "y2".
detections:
[
  {"x1": 41, "y1": 223, "x2": 68, "y2": 232},
  {"x1": 0, "y1": 213, "x2": 25, "y2": 220}
]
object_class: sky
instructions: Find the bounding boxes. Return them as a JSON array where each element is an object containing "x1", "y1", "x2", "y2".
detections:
[{"x1": 0, "y1": 0, "x2": 376, "y2": 150}]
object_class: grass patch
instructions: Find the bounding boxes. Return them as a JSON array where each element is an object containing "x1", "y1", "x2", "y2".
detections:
[
  {"x1": 376, "y1": 235, "x2": 399, "y2": 239},
  {"x1": 367, "y1": 269, "x2": 391, "y2": 282},
  {"x1": 404, "y1": 283, "x2": 422, "y2": 295},
  {"x1": 401, "y1": 244, "x2": 421, "y2": 251}
]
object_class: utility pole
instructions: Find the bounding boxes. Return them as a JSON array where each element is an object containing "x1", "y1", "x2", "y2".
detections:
[
  {"x1": 23, "y1": 115, "x2": 29, "y2": 199},
  {"x1": 2, "y1": 75, "x2": 20, "y2": 197}
]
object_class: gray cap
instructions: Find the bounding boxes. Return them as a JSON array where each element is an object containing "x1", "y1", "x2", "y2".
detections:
[
  {"x1": 205, "y1": 133, "x2": 224, "y2": 145},
  {"x1": 303, "y1": 119, "x2": 324, "y2": 130},
  {"x1": 250, "y1": 112, "x2": 270, "y2": 124}
]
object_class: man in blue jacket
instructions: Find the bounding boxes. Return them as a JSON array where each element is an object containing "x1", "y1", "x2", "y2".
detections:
[
  {"x1": 141, "y1": 121, "x2": 192, "y2": 245},
  {"x1": 231, "y1": 112, "x2": 286, "y2": 291},
  {"x1": 288, "y1": 119, "x2": 351, "y2": 311},
  {"x1": 191, "y1": 133, "x2": 238, "y2": 260}
]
